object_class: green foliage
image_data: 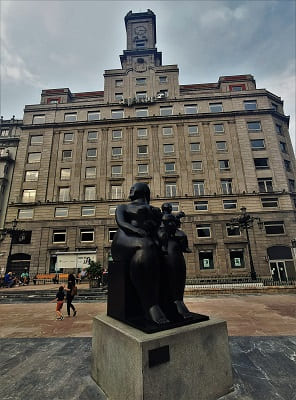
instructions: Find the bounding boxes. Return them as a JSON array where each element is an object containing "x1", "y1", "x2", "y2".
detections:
[{"x1": 87, "y1": 261, "x2": 103, "y2": 280}]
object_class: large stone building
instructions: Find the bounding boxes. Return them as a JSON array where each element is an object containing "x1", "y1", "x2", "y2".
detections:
[{"x1": 1, "y1": 10, "x2": 296, "y2": 280}]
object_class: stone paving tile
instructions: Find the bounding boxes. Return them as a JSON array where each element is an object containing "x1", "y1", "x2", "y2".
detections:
[
  {"x1": 1, "y1": 294, "x2": 295, "y2": 338},
  {"x1": 0, "y1": 337, "x2": 295, "y2": 400}
]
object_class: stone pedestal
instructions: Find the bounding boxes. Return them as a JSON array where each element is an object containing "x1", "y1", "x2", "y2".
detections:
[{"x1": 91, "y1": 314, "x2": 233, "y2": 400}]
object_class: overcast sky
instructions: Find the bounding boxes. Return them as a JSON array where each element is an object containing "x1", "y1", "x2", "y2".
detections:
[{"x1": 1, "y1": 0, "x2": 295, "y2": 150}]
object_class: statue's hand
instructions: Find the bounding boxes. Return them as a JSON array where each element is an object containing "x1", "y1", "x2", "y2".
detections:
[{"x1": 134, "y1": 228, "x2": 147, "y2": 237}]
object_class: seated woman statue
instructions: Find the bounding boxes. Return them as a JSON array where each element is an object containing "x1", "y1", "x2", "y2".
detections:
[{"x1": 111, "y1": 183, "x2": 170, "y2": 325}]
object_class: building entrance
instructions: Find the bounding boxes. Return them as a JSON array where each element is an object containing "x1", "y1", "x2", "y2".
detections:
[{"x1": 269, "y1": 261, "x2": 288, "y2": 282}]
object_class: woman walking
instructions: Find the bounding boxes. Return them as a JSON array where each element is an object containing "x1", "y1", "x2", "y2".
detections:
[{"x1": 66, "y1": 273, "x2": 77, "y2": 317}]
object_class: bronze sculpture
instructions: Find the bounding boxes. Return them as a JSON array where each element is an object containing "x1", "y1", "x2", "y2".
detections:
[{"x1": 108, "y1": 183, "x2": 208, "y2": 332}]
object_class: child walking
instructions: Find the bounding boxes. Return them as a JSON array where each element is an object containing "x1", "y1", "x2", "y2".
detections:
[{"x1": 52, "y1": 285, "x2": 65, "y2": 320}]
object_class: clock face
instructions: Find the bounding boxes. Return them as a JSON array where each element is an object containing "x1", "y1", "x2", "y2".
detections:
[{"x1": 135, "y1": 26, "x2": 146, "y2": 35}]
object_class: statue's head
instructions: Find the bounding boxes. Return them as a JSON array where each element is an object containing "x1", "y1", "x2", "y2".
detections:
[
  {"x1": 129, "y1": 183, "x2": 150, "y2": 202},
  {"x1": 161, "y1": 203, "x2": 173, "y2": 213}
]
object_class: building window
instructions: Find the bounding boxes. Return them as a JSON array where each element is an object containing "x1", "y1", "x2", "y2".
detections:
[
  {"x1": 28, "y1": 152, "x2": 41, "y2": 163},
  {"x1": 216, "y1": 141, "x2": 227, "y2": 151},
  {"x1": 88, "y1": 131, "x2": 98, "y2": 141},
  {"x1": 85, "y1": 167, "x2": 96, "y2": 179},
  {"x1": 221, "y1": 179, "x2": 232, "y2": 194},
  {"x1": 136, "y1": 92, "x2": 147, "y2": 100},
  {"x1": 223, "y1": 199, "x2": 237, "y2": 209},
  {"x1": 165, "y1": 183, "x2": 177, "y2": 197},
  {"x1": 109, "y1": 229, "x2": 117, "y2": 241},
  {"x1": 138, "y1": 145, "x2": 148, "y2": 155},
  {"x1": 188, "y1": 125, "x2": 198, "y2": 135},
  {"x1": 136, "y1": 108, "x2": 148, "y2": 117},
  {"x1": 58, "y1": 187, "x2": 70, "y2": 202},
  {"x1": 214, "y1": 124, "x2": 224, "y2": 133},
  {"x1": 60, "y1": 168, "x2": 71, "y2": 180},
  {"x1": 271, "y1": 103, "x2": 278, "y2": 111},
  {"x1": 163, "y1": 144, "x2": 174, "y2": 154},
  {"x1": 261, "y1": 197, "x2": 278, "y2": 208},
  {"x1": 62, "y1": 150, "x2": 72, "y2": 160},
  {"x1": 199, "y1": 251, "x2": 214, "y2": 269},
  {"x1": 18, "y1": 209, "x2": 34, "y2": 219},
  {"x1": 112, "y1": 147, "x2": 122, "y2": 157},
  {"x1": 159, "y1": 76, "x2": 167, "y2": 84},
  {"x1": 111, "y1": 185, "x2": 122, "y2": 199},
  {"x1": 254, "y1": 158, "x2": 269, "y2": 169},
  {"x1": 165, "y1": 162, "x2": 176, "y2": 173},
  {"x1": 275, "y1": 124, "x2": 282, "y2": 134},
  {"x1": 136, "y1": 78, "x2": 146, "y2": 86},
  {"x1": 251, "y1": 139, "x2": 265, "y2": 150},
  {"x1": 193, "y1": 181, "x2": 205, "y2": 196},
  {"x1": 111, "y1": 109, "x2": 124, "y2": 119},
  {"x1": 226, "y1": 224, "x2": 240, "y2": 236},
  {"x1": 194, "y1": 201, "x2": 208, "y2": 211},
  {"x1": 30, "y1": 135, "x2": 43, "y2": 145},
  {"x1": 230, "y1": 249, "x2": 245, "y2": 268},
  {"x1": 55, "y1": 207, "x2": 68, "y2": 217},
  {"x1": 1, "y1": 129, "x2": 9, "y2": 136},
  {"x1": 160, "y1": 106, "x2": 173, "y2": 116},
  {"x1": 111, "y1": 165, "x2": 122, "y2": 176},
  {"x1": 64, "y1": 113, "x2": 77, "y2": 122},
  {"x1": 33, "y1": 115, "x2": 45, "y2": 124},
  {"x1": 219, "y1": 160, "x2": 230, "y2": 171},
  {"x1": 112, "y1": 130, "x2": 122, "y2": 140},
  {"x1": 284, "y1": 160, "x2": 291, "y2": 171},
  {"x1": 109, "y1": 206, "x2": 117, "y2": 215},
  {"x1": 158, "y1": 89, "x2": 168, "y2": 98},
  {"x1": 192, "y1": 161, "x2": 202, "y2": 172},
  {"x1": 115, "y1": 79, "x2": 123, "y2": 87},
  {"x1": 88, "y1": 111, "x2": 100, "y2": 121},
  {"x1": 280, "y1": 142, "x2": 287, "y2": 153},
  {"x1": 137, "y1": 128, "x2": 147, "y2": 138},
  {"x1": 190, "y1": 142, "x2": 200, "y2": 152},
  {"x1": 209, "y1": 103, "x2": 223, "y2": 112},
  {"x1": 184, "y1": 104, "x2": 197, "y2": 114},
  {"x1": 53, "y1": 230, "x2": 66, "y2": 243},
  {"x1": 264, "y1": 221, "x2": 285, "y2": 235},
  {"x1": 197, "y1": 225, "x2": 211, "y2": 238},
  {"x1": 138, "y1": 164, "x2": 148, "y2": 175},
  {"x1": 229, "y1": 85, "x2": 245, "y2": 92},
  {"x1": 171, "y1": 202, "x2": 179, "y2": 212},
  {"x1": 22, "y1": 189, "x2": 36, "y2": 203},
  {"x1": 289, "y1": 179, "x2": 295, "y2": 192},
  {"x1": 64, "y1": 133, "x2": 74, "y2": 143},
  {"x1": 247, "y1": 121, "x2": 261, "y2": 131},
  {"x1": 85, "y1": 186, "x2": 96, "y2": 200},
  {"x1": 25, "y1": 170, "x2": 39, "y2": 182},
  {"x1": 244, "y1": 100, "x2": 257, "y2": 110},
  {"x1": 48, "y1": 98, "x2": 60, "y2": 104},
  {"x1": 163, "y1": 126, "x2": 173, "y2": 136},
  {"x1": 81, "y1": 206, "x2": 95, "y2": 217},
  {"x1": 115, "y1": 93, "x2": 123, "y2": 101},
  {"x1": 258, "y1": 178, "x2": 273, "y2": 192},
  {"x1": 80, "y1": 229, "x2": 94, "y2": 242},
  {"x1": 86, "y1": 148, "x2": 97, "y2": 159}
]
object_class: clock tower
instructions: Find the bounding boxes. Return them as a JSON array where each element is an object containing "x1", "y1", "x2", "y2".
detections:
[{"x1": 120, "y1": 9, "x2": 162, "y2": 69}]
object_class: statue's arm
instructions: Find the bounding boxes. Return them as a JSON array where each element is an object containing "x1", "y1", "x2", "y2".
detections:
[{"x1": 115, "y1": 205, "x2": 146, "y2": 237}]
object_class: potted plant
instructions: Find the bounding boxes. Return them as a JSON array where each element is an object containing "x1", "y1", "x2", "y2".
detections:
[{"x1": 87, "y1": 261, "x2": 103, "y2": 288}]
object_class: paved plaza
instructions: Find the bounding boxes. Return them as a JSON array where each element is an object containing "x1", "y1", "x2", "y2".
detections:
[{"x1": 0, "y1": 292, "x2": 295, "y2": 399}]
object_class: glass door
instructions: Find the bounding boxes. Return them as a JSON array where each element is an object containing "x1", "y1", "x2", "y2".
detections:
[{"x1": 270, "y1": 261, "x2": 288, "y2": 282}]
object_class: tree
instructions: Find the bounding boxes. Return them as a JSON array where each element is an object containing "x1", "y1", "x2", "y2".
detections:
[{"x1": 87, "y1": 261, "x2": 103, "y2": 288}]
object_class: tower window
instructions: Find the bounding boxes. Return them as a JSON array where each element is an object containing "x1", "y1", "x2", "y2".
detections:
[{"x1": 136, "y1": 78, "x2": 146, "y2": 86}]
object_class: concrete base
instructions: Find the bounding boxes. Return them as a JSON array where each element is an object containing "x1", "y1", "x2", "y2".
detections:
[{"x1": 91, "y1": 314, "x2": 233, "y2": 400}]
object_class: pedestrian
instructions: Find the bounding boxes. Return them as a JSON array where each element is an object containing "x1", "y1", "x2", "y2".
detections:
[
  {"x1": 65, "y1": 274, "x2": 77, "y2": 317},
  {"x1": 52, "y1": 285, "x2": 65, "y2": 320}
]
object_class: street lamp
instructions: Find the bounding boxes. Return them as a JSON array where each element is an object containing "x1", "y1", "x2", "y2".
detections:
[
  {"x1": 230, "y1": 207, "x2": 263, "y2": 281},
  {"x1": 0, "y1": 219, "x2": 26, "y2": 273}
]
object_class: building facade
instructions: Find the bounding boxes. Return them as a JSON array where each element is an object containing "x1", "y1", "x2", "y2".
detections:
[{"x1": 2, "y1": 10, "x2": 296, "y2": 280}]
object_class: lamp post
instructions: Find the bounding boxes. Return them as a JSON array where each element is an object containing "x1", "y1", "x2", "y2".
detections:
[
  {"x1": 230, "y1": 207, "x2": 263, "y2": 281},
  {"x1": 291, "y1": 239, "x2": 296, "y2": 267},
  {"x1": 0, "y1": 219, "x2": 26, "y2": 273}
]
